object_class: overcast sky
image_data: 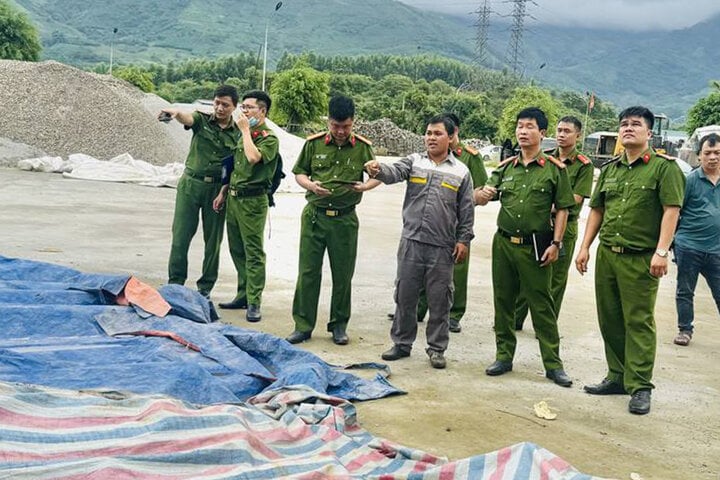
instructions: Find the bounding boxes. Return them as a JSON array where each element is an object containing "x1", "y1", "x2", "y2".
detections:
[{"x1": 398, "y1": 0, "x2": 720, "y2": 30}]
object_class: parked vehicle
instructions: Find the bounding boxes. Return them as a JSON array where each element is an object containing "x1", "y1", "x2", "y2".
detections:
[
  {"x1": 678, "y1": 125, "x2": 720, "y2": 167},
  {"x1": 583, "y1": 131, "x2": 619, "y2": 168},
  {"x1": 479, "y1": 145, "x2": 501, "y2": 162}
]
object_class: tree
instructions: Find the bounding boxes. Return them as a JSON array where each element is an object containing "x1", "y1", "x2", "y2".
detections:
[
  {"x1": 269, "y1": 63, "x2": 329, "y2": 132},
  {"x1": 686, "y1": 92, "x2": 720, "y2": 134},
  {"x1": 0, "y1": 0, "x2": 42, "y2": 61},
  {"x1": 112, "y1": 66, "x2": 155, "y2": 92},
  {"x1": 497, "y1": 85, "x2": 561, "y2": 142}
]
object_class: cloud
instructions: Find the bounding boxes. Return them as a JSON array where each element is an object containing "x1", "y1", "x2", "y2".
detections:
[{"x1": 398, "y1": 0, "x2": 720, "y2": 30}]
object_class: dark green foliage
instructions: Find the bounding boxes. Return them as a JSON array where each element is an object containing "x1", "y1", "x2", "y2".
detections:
[
  {"x1": 0, "y1": 0, "x2": 41, "y2": 60},
  {"x1": 686, "y1": 92, "x2": 720, "y2": 134}
]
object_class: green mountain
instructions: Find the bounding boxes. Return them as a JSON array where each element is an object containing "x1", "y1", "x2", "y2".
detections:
[{"x1": 11, "y1": 0, "x2": 720, "y2": 119}]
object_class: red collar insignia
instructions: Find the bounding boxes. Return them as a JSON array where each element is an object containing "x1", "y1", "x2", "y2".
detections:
[
  {"x1": 350, "y1": 135, "x2": 356, "y2": 147},
  {"x1": 643, "y1": 153, "x2": 651, "y2": 164},
  {"x1": 455, "y1": 147, "x2": 463, "y2": 156},
  {"x1": 324, "y1": 134, "x2": 331, "y2": 145},
  {"x1": 537, "y1": 157, "x2": 546, "y2": 167}
]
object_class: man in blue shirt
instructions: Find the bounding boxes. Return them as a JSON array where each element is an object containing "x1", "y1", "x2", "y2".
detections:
[{"x1": 673, "y1": 133, "x2": 720, "y2": 346}]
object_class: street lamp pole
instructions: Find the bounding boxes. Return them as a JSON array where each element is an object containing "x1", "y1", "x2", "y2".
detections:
[
  {"x1": 109, "y1": 27, "x2": 118, "y2": 75},
  {"x1": 261, "y1": 2, "x2": 283, "y2": 91}
]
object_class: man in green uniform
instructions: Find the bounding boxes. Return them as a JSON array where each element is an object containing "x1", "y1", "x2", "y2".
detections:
[
  {"x1": 475, "y1": 107, "x2": 575, "y2": 387},
  {"x1": 576, "y1": 106, "x2": 685, "y2": 415},
  {"x1": 215, "y1": 91, "x2": 279, "y2": 323},
  {"x1": 162, "y1": 84, "x2": 240, "y2": 298},
  {"x1": 415, "y1": 113, "x2": 488, "y2": 333},
  {"x1": 286, "y1": 96, "x2": 376, "y2": 345},
  {"x1": 515, "y1": 116, "x2": 593, "y2": 330}
]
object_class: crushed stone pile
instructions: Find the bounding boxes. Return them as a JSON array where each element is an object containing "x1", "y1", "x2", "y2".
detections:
[
  {"x1": 354, "y1": 118, "x2": 424, "y2": 157},
  {"x1": 0, "y1": 60, "x2": 189, "y2": 166}
]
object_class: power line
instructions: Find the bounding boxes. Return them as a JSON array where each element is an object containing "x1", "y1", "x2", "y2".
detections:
[
  {"x1": 473, "y1": 0, "x2": 492, "y2": 67},
  {"x1": 504, "y1": 0, "x2": 534, "y2": 74}
]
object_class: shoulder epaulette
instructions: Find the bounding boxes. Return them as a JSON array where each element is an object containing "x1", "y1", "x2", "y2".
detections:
[
  {"x1": 656, "y1": 152, "x2": 677, "y2": 161},
  {"x1": 497, "y1": 156, "x2": 517, "y2": 168},
  {"x1": 576, "y1": 153, "x2": 591, "y2": 165},
  {"x1": 354, "y1": 133, "x2": 373, "y2": 145},
  {"x1": 546, "y1": 154, "x2": 566, "y2": 169},
  {"x1": 306, "y1": 132, "x2": 326, "y2": 141},
  {"x1": 464, "y1": 145, "x2": 479, "y2": 155}
]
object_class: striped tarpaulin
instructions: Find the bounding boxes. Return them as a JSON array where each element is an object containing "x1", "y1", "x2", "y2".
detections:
[{"x1": 0, "y1": 382, "x2": 604, "y2": 480}]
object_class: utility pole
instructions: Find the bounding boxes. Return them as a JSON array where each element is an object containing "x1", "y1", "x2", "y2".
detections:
[
  {"x1": 505, "y1": 0, "x2": 532, "y2": 74},
  {"x1": 474, "y1": 0, "x2": 492, "y2": 68},
  {"x1": 109, "y1": 27, "x2": 118, "y2": 75}
]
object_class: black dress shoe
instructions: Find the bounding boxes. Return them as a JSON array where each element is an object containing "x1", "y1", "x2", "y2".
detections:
[
  {"x1": 628, "y1": 389, "x2": 651, "y2": 415},
  {"x1": 485, "y1": 360, "x2": 513, "y2": 376},
  {"x1": 286, "y1": 330, "x2": 312, "y2": 344},
  {"x1": 546, "y1": 369, "x2": 573, "y2": 387},
  {"x1": 332, "y1": 326, "x2": 349, "y2": 345},
  {"x1": 381, "y1": 345, "x2": 411, "y2": 361},
  {"x1": 246, "y1": 304, "x2": 261, "y2": 322},
  {"x1": 449, "y1": 319, "x2": 462, "y2": 333},
  {"x1": 583, "y1": 378, "x2": 626, "y2": 395},
  {"x1": 219, "y1": 298, "x2": 248, "y2": 309}
]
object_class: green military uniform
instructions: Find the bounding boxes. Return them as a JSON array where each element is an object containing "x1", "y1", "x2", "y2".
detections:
[
  {"x1": 489, "y1": 151, "x2": 575, "y2": 369},
  {"x1": 168, "y1": 111, "x2": 240, "y2": 295},
  {"x1": 417, "y1": 143, "x2": 488, "y2": 323},
  {"x1": 590, "y1": 148, "x2": 685, "y2": 394},
  {"x1": 514, "y1": 147, "x2": 594, "y2": 328},
  {"x1": 225, "y1": 122, "x2": 279, "y2": 306},
  {"x1": 291, "y1": 132, "x2": 374, "y2": 333}
]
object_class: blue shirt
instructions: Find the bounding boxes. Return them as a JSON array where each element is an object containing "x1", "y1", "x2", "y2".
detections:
[{"x1": 674, "y1": 167, "x2": 720, "y2": 254}]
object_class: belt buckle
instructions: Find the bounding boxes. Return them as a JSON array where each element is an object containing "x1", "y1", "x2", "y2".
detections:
[
  {"x1": 611, "y1": 246, "x2": 623, "y2": 253},
  {"x1": 229, "y1": 189, "x2": 237, "y2": 197},
  {"x1": 325, "y1": 209, "x2": 338, "y2": 217},
  {"x1": 510, "y1": 236, "x2": 522, "y2": 245},
  {"x1": 203, "y1": 176, "x2": 214, "y2": 183}
]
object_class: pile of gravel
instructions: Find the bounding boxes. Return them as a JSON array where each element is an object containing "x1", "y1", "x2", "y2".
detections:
[
  {"x1": 0, "y1": 60, "x2": 189, "y2": 166},
  {"x1": 0, "y1": 138, "x2": 47, "y2": 168},
  {"x1": 354, "y1": 118, "x2": 424, "y2": 156}
]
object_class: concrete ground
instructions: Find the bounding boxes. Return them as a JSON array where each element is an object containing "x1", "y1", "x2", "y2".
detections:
[{"x1": 1, "y1": 168, "x2": 718, "y2": 480}]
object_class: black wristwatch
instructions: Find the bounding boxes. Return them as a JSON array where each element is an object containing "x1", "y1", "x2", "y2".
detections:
[{"x1": 551, "y1": 240, "x2": 562, "y2": 248}]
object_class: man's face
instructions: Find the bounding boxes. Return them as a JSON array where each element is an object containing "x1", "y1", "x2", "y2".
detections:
[
  {"x1": 239, "y1": 98, "x2": 264, "y2": 121},
  {"x1": 556, "y1": 121, "x2": 580, "y2": 149},
  {"x1": 699, "y1": 140, "x2": 720, "y2": 173},
  {"x1": 328, "y1": 117, "x2": 353, "y2": 145},
  {"x1": 425, "y1": 122, "x2": 450, "y2": 157},
  {"x1": 213, "y1": 95, "x2": 236, "y2": 121},
  {"x1": 515, "y1": 118, "x2": 544, "y2": 149},
  {"x1": 618, "y1": 115, "x2": 652, "y2": 149}
]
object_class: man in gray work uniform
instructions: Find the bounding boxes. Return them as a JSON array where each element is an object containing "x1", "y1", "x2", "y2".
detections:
[{"x1": 364, "y1": 114, "x2": 475, "y2": 369}]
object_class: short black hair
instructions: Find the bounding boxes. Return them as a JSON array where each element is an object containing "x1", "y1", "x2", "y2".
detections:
[
  {"x1": 426, "y1": 114, "x2": 455, "y2": 136},
  {"x1": 619, "y1": 106, "x2": 654, "y2": 130},
  {"x1": 442, "y1": 112, "x2": 461, "y2": 132},
  {"x1": 516, "y1": 107, "x2": 548, "y2": 131},
  {"x1": 242, "y1": 90, "x2": 272, "y2": 113},
  {"x1": 558, "y1": 115, "x2": 582, "y2": 132},
  {"x1": 698, "y1": 132, "x2": 720, "y2": 155},
  {"x1": 328, "y1": 95, "x2": 355, "y2": 121},
  {"x1": 214, "y1": 85, "x2": 239, "y2": 106}
]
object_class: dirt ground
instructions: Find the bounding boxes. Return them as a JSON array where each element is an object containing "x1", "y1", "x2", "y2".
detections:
[{"x1": 1, "y1": 168, "x2": 718, "y2": 480}]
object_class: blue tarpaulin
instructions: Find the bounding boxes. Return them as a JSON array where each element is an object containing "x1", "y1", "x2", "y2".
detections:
[{"x1": 0, "y1": 255, "x2": 403, "y2": 404}]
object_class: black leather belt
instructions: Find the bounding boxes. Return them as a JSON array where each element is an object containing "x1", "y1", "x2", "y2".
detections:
[
  {"x1": 185, "y1": 169, "x2": 221, "y2": 183},
  {"x1": 229, "y1": 186, "x2": 266, "y2": 198},
  {"x1": 606, "y1": 245, "x2": 654, "y2": 254},
  {"x1": 316, "y1": 206, "x2": 356, "y2": 217},
  {"x1": 497, "y1": 229, "x2": 533, "y2": 245}
]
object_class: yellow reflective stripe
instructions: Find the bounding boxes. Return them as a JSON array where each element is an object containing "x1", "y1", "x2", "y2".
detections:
[
  {"x1": 441, "y1": 181, "x2": 459, "y2": 191},
  {"x1": 409, "y1": 176, "x2": 427, "y2": 184}
]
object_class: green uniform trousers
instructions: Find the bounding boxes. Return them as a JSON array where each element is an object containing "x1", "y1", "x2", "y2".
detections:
[
  {"x1": 168, "y1": 175, "x2": 225, "y2": 294},
  {"x1": 492, "y1": 232, "x2": 563, "y2": 370},
  {"x1": 226, "y1": 194, "x2": 268, "y2": 305},
  {"x1": 416, "y1": 247, "x2": 470, "y2": 322},
  {"x1": 595, "y1": 244, "x2": 658, "y2": 394},
  {"x1": 292, "y1": 205, "x2": 359, "y2": 333},
  {"x1": 514, "y1": 220, "x2": 578, "y2": 327}
]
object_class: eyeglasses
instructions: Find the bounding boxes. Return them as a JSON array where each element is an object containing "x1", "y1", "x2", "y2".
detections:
[{"x1": 240, "y1": 104, "x2": 258, "y2": 111}]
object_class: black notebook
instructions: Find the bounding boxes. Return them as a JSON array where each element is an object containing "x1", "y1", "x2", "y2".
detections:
[{"x1": 532, "y1": 231, "x2": 554, "y2": 263}]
